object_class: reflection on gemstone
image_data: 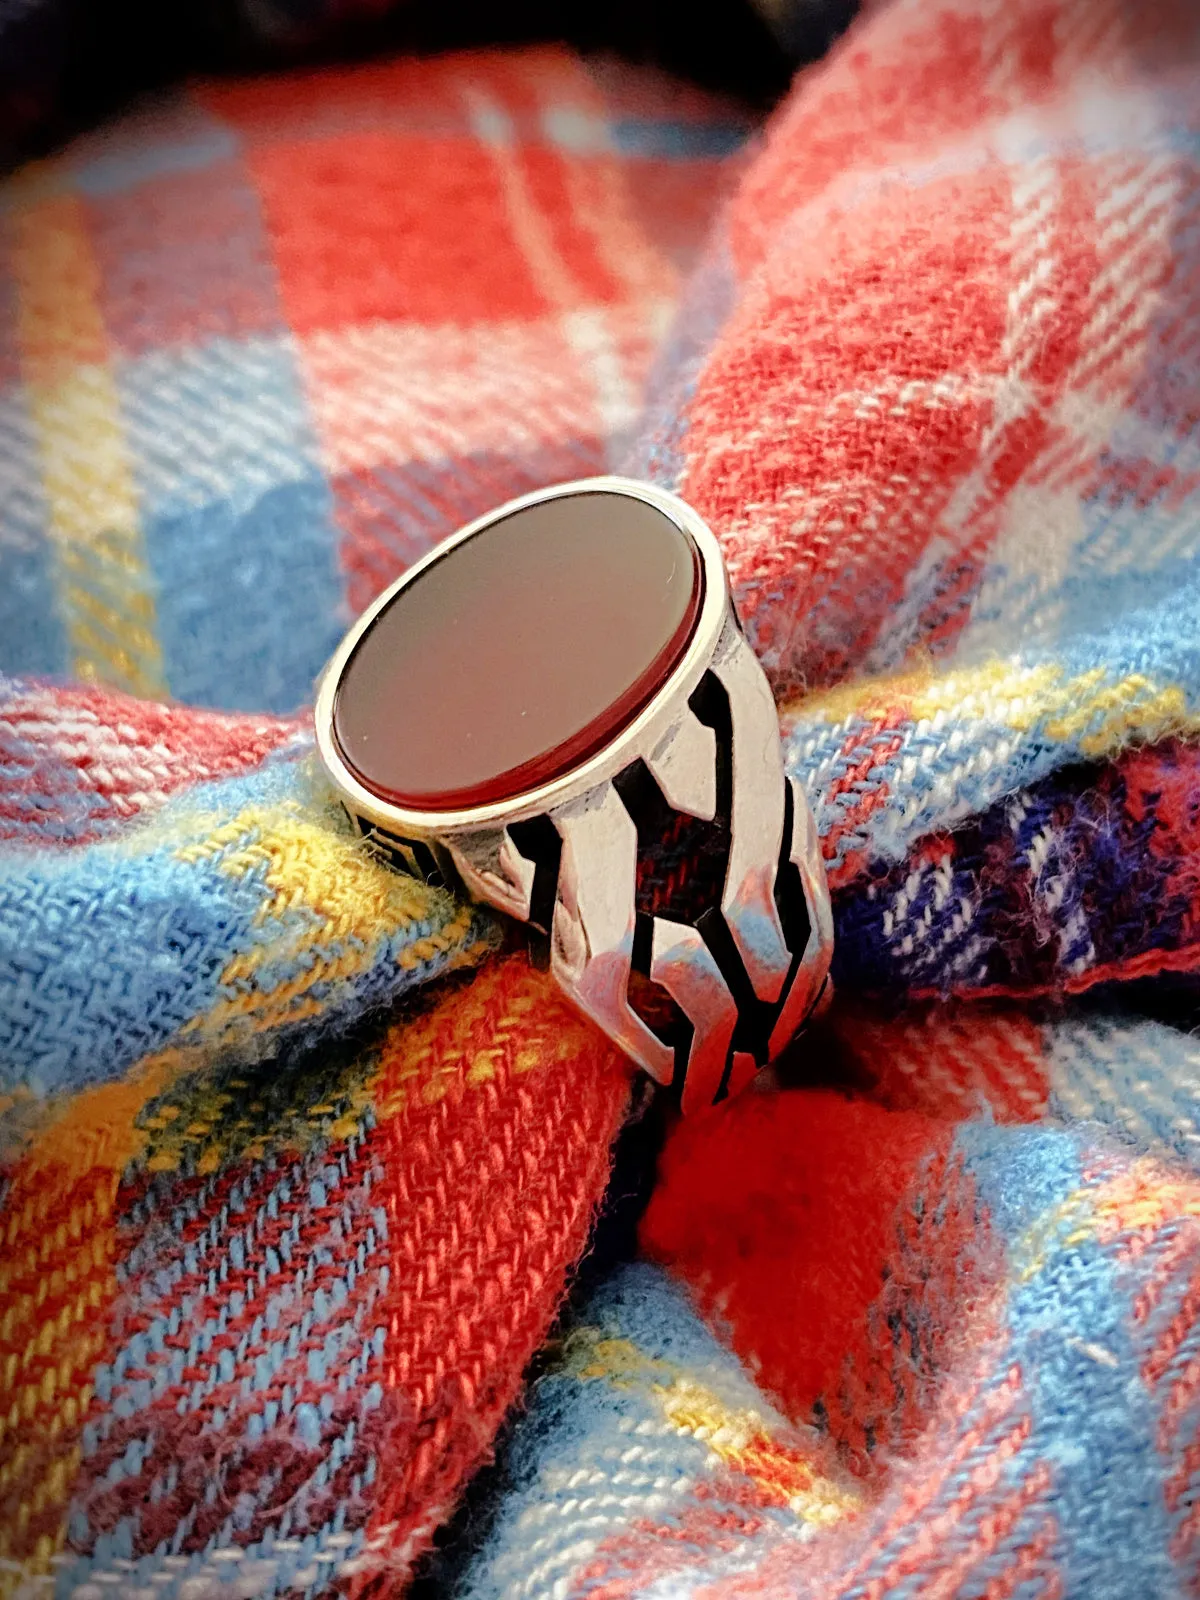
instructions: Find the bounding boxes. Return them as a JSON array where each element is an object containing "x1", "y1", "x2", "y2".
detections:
[{"x1": 333, "y1": 491, "x2": 703, "y2": 810}]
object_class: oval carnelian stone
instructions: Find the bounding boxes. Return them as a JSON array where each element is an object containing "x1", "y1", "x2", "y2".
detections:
[{"x1": 332, "y1": 490, "x2": 703, "y2": 811}]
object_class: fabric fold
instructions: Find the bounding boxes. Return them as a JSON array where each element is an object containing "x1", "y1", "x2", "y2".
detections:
[{"x1": 2, "y1": 0, "x2": 1200, "y2": 1593}]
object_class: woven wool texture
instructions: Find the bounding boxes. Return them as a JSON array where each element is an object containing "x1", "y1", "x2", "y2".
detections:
[{"x1": 3, "y1": 0, "x2": 1200, "y2": 1596}]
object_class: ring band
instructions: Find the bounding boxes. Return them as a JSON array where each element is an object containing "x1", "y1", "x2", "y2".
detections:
[{"x1": 314, "y1": 477, "x2": 833, "y2": 1111}]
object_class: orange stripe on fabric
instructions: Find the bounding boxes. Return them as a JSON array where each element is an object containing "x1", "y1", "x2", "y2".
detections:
[
  {"x1": 813, "y1": 1360, "x2": 1026, "y2": 1599},
  {"x1": 9, "y1": 192, "x2": 108, "y2": 384},
  {"x1": 518, "y1": 145, "x2": 626, "y2": 306},
  {"x1": 1142, "y1": 1259, "x2": 1200, "y2": 1392},
  {"x1": 1165, "y1": 1433, "x2": 1200, "y2": 1521},
  {"x1": 873, "y1": 1453, "x2": 1049, "y2": 1600},
  {"x1": 0, "y1": 1063, "x2": 169, "y2": 1596},
  {"x1": 1132, "y1": 1220, "x2": 1200, "y2": 1332},
  {"x1": 345, "y1": 959, "x2": 630, "y2": 1589},
  {"x1": 981, "y1": 1514, "x2": 1064, "y2": 1600}
]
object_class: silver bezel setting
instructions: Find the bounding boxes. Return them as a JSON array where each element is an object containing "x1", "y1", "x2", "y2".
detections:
[{"x1": 314, "y1": 475, "x2": 728, "y2": 841}]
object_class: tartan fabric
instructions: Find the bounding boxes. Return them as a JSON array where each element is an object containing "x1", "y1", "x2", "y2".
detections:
[
  {"x1": 465, "y1": 1009, "x2": 1200, "y2": 1600},
  {"x1": 0, "y1": 48, "x2": 748, "y2": 707},
  {"x1": 3, "y1": 1, "x2": 1200, "y2": 1597}
]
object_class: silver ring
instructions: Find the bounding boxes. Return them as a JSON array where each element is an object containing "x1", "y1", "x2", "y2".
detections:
[{"x1": 314, "y1": 476, "x2": 833, "y2": 1112}]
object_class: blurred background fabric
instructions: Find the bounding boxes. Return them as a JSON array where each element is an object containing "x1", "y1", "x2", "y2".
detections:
[
  {"x1": 0, "y1": 50, "x2": 751, "y2": 711},
  {"x1": 4, "y1": 1, "x2": 1200, "y2": 1598},
  {"x1": 0, "y1": 0, "x2": 856, "y2": 170}
]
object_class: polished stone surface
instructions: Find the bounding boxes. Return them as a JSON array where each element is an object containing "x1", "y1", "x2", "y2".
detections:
[{"x1": 333, "y1": 491, "x2": 702, "y2": 810}]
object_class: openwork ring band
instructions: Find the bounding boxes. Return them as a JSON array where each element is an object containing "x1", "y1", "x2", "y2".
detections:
[{"x1": 314, "y1": 476, "x2": 833, "y2": 1112}]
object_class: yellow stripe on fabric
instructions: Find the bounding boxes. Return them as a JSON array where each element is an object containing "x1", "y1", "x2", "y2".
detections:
[
  {"x1": 132, "y1": 960, "x2": 573, "y2": 1177},
  {"x1": 1011, "y1": 1157, "x2": 1200, "y2": 1286},
  {"x1": 177, "y1": 803, "x2": 491, "y2": 1044},
  {"x1": 1010, "y1": 1185, "x2": 1096, "y2": 1286},
  {"x1": 136, "y1": 1045, "x2": 379, "y2": 1176},
  {"x1": 370, "y1": 959, "x2": 588, "y2": 1120},
  {"x1": 1042, "y1": 671, "x2": 1188, "y2": 756},
  {"x1": 787, "y1": 656, "x2": 1198, "y2": 761},
  {"x1": 0, "y1": 1062, "x2": 170, "y2": 1597},
  {"x1": 659, "y1": 1377, "x2": 860, "y2": 1527},
  {"x1": 9, "y1": 190, "x2": 166, "y2": 697},
  {"x1": 565, "y1": 1332, "x2": 860, "y2": 1529}
]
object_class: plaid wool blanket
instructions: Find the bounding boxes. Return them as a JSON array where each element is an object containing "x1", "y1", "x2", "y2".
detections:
[{"x1": 3, "y1": 0, "x2": 1200, "y2": 1595}]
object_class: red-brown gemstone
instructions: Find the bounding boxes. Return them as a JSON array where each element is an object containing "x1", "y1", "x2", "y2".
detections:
[{"x1": 332, "y1": 490, "x2": 703, "y2": 811}]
